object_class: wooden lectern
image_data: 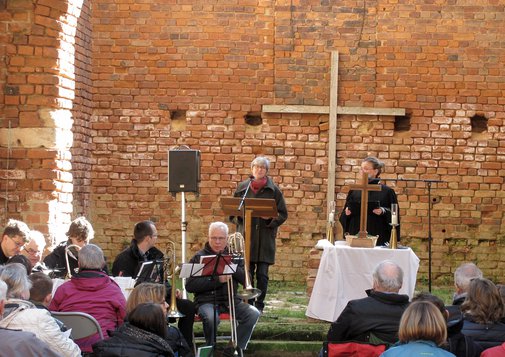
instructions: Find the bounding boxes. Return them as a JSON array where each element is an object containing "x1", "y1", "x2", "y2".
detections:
[{"x1": 220, "y1": 197, "x2": 278, "y2": 263}]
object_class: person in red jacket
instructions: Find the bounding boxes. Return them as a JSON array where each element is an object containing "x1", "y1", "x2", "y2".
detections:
[{"x1": 49, "y1": 244, "x2": 127, "y2": 353}]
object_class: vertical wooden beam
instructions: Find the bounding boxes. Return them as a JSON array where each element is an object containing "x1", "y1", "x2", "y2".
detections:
[{"x1": 327, "y1": 51, "x2": 338, "y2": 221}]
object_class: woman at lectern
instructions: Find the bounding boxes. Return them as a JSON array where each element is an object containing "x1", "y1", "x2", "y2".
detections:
[
  {"x1": 339, "y1": 156, "x2": 399, "y2": 246},
  {"x1": 230, "y1": 156, "x2": 288, "y2": 313}
]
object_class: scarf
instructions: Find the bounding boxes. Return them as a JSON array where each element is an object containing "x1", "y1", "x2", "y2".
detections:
[{"x1": 251, "y1": 177, "x2": 267, "y2": 194}]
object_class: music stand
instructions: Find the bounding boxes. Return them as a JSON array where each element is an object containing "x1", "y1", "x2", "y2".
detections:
[
  {"x1": 220, "y1": 197, "x2": 278, "y2": 264},
  {"x1": 180, "y1": 254, "x2": 237, "y2": 355},
  {"x1": 135, "y1": 259, "x2": 163, "y2": 286}
]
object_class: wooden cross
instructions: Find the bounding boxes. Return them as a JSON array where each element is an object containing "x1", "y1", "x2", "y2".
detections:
[
  {"x1": 263, "y1": 51, "x2": 405, "y2": 231},
  {"x1": 348, "y1": 171, "x2": 381, "y2": 239}
]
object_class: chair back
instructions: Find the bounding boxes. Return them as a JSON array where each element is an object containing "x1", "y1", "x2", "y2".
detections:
[
  {"x1": 51, "y1": 311, "x2": 104, "y2": 340},
  {"x1": 323, "y1": 341, "x2": 386, "y2": 357}
]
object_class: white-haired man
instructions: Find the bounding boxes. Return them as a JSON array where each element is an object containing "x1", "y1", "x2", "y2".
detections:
[
  {"x1": 325, "y1": 260, "x2": 409, "y2": 345},
  {"x1": 186, "y1": 222, "x2": 260, "y2": 357}
]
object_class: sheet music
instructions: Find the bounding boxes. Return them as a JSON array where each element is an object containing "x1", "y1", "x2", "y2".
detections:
[
  {"x1": 179, "y1": 263, "x2": 205, "y2": 278},
  {"x1": 111, "y1": 276, "x2": 136, "y2": 300},
  {"x1": 51, "y1": 278, "x2": 66, "y2": 296}
]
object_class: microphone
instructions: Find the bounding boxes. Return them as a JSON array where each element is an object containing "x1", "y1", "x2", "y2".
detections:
[{"x1": 237, "y1": 175, "x2": 254, "y2": 211}]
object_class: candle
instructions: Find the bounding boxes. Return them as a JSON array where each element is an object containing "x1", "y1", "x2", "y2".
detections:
[
  {"x1": 329, "y1": 212, "x2": 334, "y2": 223},
  {"x1": 391, "y1": 203, "x2": 398, "y2": 225}
]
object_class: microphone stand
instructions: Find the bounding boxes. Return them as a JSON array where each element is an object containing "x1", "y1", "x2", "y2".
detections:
[{"x1": 381, "y1": 177, "x2": 445, "y2": 292}]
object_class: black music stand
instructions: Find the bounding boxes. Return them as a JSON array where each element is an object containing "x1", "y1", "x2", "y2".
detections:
[
  {"x1": 135, "y1": 259, "x2": 164, "y2": 286},
  {"x1": 181, "y1": 253, "x2": 237, "y2": 356}
]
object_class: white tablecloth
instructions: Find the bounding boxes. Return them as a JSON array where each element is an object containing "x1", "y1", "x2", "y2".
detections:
[{"x1": 306, "y1": 244, "x2": 419, "y2": 322}]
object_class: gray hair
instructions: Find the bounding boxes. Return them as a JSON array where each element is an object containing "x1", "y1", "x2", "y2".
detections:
[
  {"x1": 0, "y1": 263, "x2": 32, "y2": 299},
  {"x1": 208, "y1": 222, "x2": 229, "y2": 237},
  {"x1": 251, "y1": 156, "x2": 270, "y2": 172},
  {"x1": 26, "y1": 230, "x2": 46, "y2": 250},
  {"x1": 373, "y1": 260, "x2": 404, "y2": 293},
  {"x1": 78, "y1": 244, "x2": 105, "y2": 270},
  {"x1": 0, "y1": 279, "x2": 7, "y2": 301},
  {"x1": 454, "y1": 262, "x2": 483, "y2": 292},
  {"x1": 363, "y1": 156, "x2": 385, "y2": 177}
]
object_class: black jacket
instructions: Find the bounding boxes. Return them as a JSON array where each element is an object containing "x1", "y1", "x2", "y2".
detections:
[
  {"x1": 326, "y1": 289, "x2": 409, "y2": 344},
  {"x1": 185, "y1": 243, "x2": 246, "y2": 308},
  {"x1": 0, "y1": 245, "x2": 9, "y2": 265},
  {"x1": 231, "y1": 176, "x2": 288, "y2": 264},
  {"x1": 339, "y1": 178, "x2": 399, "y2": 246},
  {"x1": 445, "y1": 316, "x2": 483, "y2": 357},
  {"x1": 461, "y1": 316, "x2": 505, "y2": 351},
  {"x1": 112, "y1": 240, "x2": 164, "y2": 278},
  {"x1": 43, "y1": 241, "x2": 78, "y2": 278},
  {"x1": 92, "y1": 323, "x2": 174, "y2": 357}
]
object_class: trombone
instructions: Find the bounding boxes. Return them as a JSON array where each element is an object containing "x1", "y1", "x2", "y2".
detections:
[
  {"x1": 228, "y1": 232, "x2": 261, "y2": 301},
  {"x1": 65, "y1": 244, "x2": 81, "y2": 279},
  {"x1": 164, "y1": 241, "x2": 184, "y2": 319}
]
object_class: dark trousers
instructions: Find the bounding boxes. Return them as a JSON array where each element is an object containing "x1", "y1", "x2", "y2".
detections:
[
  {"x1": 172, "y1": 298, "x2": 196, "y2": 349},
  {"x1": 249, "y1": 262, "x2": 269, "y2": 311}
]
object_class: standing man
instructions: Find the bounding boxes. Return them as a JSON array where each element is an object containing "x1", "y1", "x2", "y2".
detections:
[
  {"x1": 112, "y1": 220, "x2": 195, "y2": 351},
  {"x1": 0, "y1": 219, "x2": 30, "y2": 265},
  {"x1": 231, "y1": 156, "x2": 288, "y2": 313},
  {"x1": 186, "y1": 222, "x2": 260, "y2": 357}
]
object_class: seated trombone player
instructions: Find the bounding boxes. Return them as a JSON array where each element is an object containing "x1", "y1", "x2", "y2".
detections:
[{"x1": 186, "y1": 221, "x2": 260, "y2": 357}]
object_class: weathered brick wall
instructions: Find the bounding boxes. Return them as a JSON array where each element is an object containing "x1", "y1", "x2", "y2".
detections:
[
  {"x1": 1, "y1": 1, "x2": 504, "y2": 284},
  {"x1": 0, "y1": 0, "x2": 89, "y2": 244}
]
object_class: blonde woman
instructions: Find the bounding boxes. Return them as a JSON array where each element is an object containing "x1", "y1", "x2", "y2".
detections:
[
  {"x1": 126, "y1": 283, "x2": 193, "y2": 357},
  {"x1": 380, "y1": 301, "x2": 455, "y2": 357}
]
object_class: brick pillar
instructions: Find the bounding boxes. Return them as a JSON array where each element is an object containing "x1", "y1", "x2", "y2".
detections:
[{"x1": 0, "y1": 0, "x2": 85, "y2": 244}]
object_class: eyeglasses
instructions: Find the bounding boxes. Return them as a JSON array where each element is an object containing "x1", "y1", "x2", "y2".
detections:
[
  {"x1": 253, "y1": 165, "x2": 267, "y2": 170},
  {"x1": 23, "y1": 247, "x2": 40, "y2": 255},
  {"x1": 8, "y1": 235, "x2": 25, "y2": 248},
  {"x1": 210, "y1": 236, "x2": 227, "y2": 241}
]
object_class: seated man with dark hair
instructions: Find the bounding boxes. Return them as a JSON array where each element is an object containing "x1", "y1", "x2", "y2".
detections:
[
  {"x1": 325, "y1": 260, "x2": 409, "y2": 345},
  {"x1": 0, "y1": 219, "x2": 30, "y2": 265}
]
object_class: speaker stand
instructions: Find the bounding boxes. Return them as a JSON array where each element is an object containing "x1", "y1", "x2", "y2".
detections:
[{"x1": 180, "y1": 191, "x2": 188, "y2": 299}]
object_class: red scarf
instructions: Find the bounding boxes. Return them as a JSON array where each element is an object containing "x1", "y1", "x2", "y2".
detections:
[{"x1": 251, "y1": 177, "x2": 267, "y2": 194}]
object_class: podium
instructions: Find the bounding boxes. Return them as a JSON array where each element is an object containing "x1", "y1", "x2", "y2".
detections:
[{"x1": 220, "y1": 197, "x2": 278, "y2": 264}]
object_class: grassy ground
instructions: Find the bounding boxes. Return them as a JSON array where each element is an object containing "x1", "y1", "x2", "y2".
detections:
[{"x1": 192, "y1": 281, "x2": 454, "y2": 356}]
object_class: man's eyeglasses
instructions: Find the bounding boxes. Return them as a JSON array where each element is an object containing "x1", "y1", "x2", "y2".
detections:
[
  {"x1": 8, "y1": 235, "x2": 25, "y2": 248},
  {"x1": 23, "y1": 247, "x2": 40, "y2": 255},
  {"x1": 210, "y1": 236, "x2": 227, "y2": 241}
]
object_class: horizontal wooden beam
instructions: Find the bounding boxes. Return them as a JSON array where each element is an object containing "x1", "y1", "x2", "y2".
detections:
[{"x1": 262, "y1": 104, "x2": 406, "y2": 117}]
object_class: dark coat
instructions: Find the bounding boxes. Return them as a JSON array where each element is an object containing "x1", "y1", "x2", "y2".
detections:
[
  {"x1": 326, "y1": 289, "x2": 410, "y2": 345},
  {"x1": 461, "y1": 316, "x2": 505, "y2": 351},
  {"x1": 445, "y1": 316, "x2": 483, "y2": 357},
  {"x1": 185, "y1": 242, "x2": 246, "y2": 309},
  {"x1": 231, "y1": 176, "x2": 288, "y2": 264},
  {"x1": 339, "y1": 178, "x2": 399, "y2": 246},
  {"x1": 43, "y1": 241, "x2": 78, "y2": 278},
  {"x1": 111, "y1": 240, "x2": 164, "y2": 278},
  {"x1": 92, "y1": 323, "x2": 175, "y2": 357},
  {"x1": 0, "y1": 245, "x2": 9, "y2": 265}
]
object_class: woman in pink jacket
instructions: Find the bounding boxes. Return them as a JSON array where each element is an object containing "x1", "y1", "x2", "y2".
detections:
[{"x1": 50, "y1": 244, "x2": 126, "y2": 353}]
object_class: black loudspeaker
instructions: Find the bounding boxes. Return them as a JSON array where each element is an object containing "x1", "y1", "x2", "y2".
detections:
[{"x1": 168, "y1": 149, "x2": 200, "y2": 193}]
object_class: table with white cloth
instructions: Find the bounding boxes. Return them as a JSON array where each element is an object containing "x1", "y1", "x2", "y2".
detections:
[{"x1": 306, "y1": 244, "x2": 419, "y2": 322}]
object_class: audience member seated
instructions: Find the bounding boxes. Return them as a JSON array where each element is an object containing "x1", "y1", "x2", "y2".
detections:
[
  {"x1": 0, "y1": 279, "x2": 62, "y2": 357},
  {"x1": 44, "y1": 216, "x2": 94, "y2": 278},
  {"x1": 497, "y1": 284, "x2": 505, "y2": 323},
  {"x1": 0, "y1": 263, "x2": 81, "y2": 357},
  {"x1": 460, "y1": 278, "x2": 505, "y2": 350},
  {"x1": 49, "y1": 244, "x2": 126, "y2": 353},
  {"x1": 21, "y1": 230, "x2": 47, "y2": 272},
  {"x1": 380, "y1": 300, "x2": 456, "y2": 356},
  {"x1": 0, "y1": 219, "x2": 30, "y2": 265},
  {"x1": 28, "y1": 272, "x2": 53, "y2": 309},
  {"x1": 412, "y1": 292, "x2": 482, "y2": 357},
  {"x1": 112, "y1": 220, "x2": 195, "y2": 349},
  {"x1": 325, "y1": 260, "x2": 409, "y2": 346},
  {"x1": 186, "y1": 221, "x2": 260, "y2": 357},
  {"x1": 447, "y1": 263, "x2": 483, "y2": 321},
  {"x1": 126, "y1": 282, "x2": 193, "y2": 357},
  {"x1": 481, "y1": 342, "x2": 505, "y2": 357},
  {"x1": 92, "y1": 302, "x2": 175, "y2": 357}
]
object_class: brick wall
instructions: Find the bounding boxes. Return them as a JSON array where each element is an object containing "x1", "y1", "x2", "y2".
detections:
[{"x1": 1, "y1": 0, "x2": 504, "y2": 283}]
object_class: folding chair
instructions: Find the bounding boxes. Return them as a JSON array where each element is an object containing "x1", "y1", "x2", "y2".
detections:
[
  {"x1": 51, "y1": 311, "x2": 104, "y2": 341},
  {"x1": 322, "y1": 341, "x2": 387, "y2": 357}
]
